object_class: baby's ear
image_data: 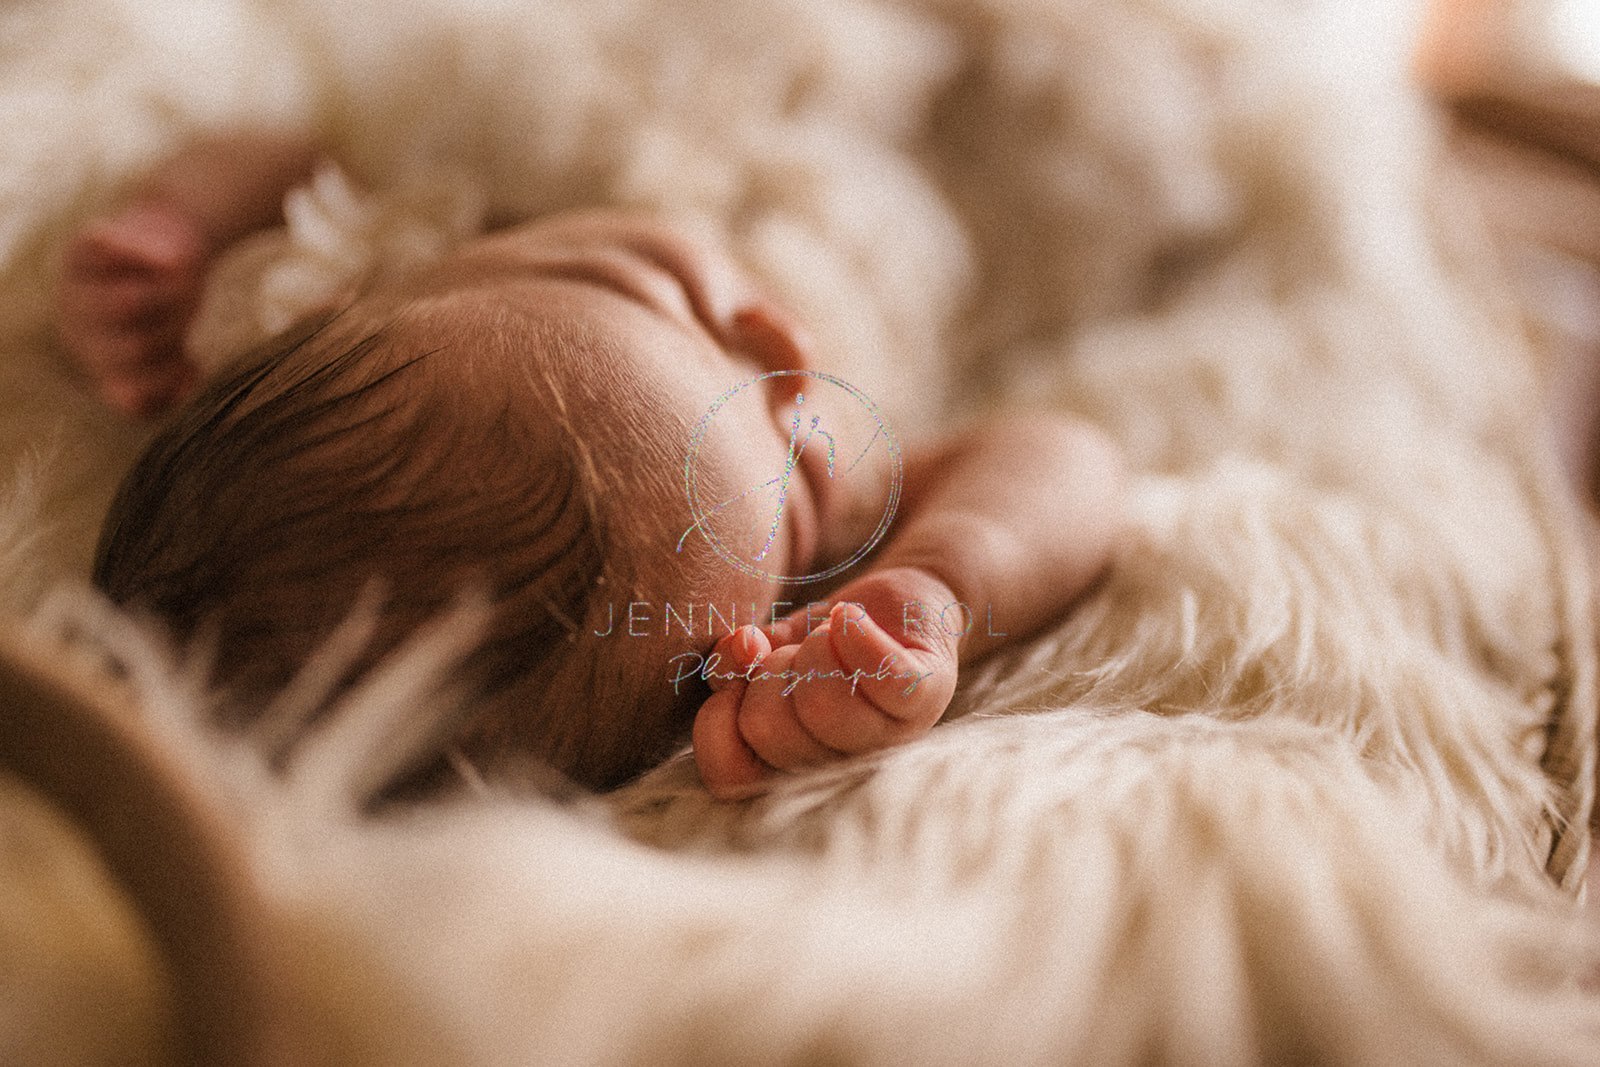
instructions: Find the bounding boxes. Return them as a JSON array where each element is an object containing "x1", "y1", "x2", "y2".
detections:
[{"x1": 725, "y1": 298, "x2": 814, "y2": 379}]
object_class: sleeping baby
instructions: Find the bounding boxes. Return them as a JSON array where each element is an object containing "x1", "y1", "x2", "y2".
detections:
[{"x1": 60, "y1": 134, "x2": 1125, "y2": 797}]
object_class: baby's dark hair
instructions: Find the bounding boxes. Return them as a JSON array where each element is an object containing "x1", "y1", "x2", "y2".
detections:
[{"x1": 94, "y1": 307, "x2": 709, "y2": 790}]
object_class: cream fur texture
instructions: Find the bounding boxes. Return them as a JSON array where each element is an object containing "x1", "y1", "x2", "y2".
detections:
[{"x1": 2, "y1": 0, "x2": 1599, "y2": 1063}]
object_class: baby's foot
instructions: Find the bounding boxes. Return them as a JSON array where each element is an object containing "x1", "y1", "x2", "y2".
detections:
[
  {"x1": 691, "y1": 567, "x2": 960, "y2": 800},
  {"x1": 56, "y1": 199, "x2": 210, "y2": 417}
]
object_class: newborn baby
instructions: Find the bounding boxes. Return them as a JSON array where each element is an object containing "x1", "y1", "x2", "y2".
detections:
[{"x1": 62, "y1": 135, "x2": 1125, "y2": 797}]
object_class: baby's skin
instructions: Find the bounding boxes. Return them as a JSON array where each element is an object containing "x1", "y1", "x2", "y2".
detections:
[
  {"x1": 56, "y1": 134, "x2": 317, "y2": 417},
  {"x1": 60, "y1": 134, "x2": 1126, "y2": 798},
  {"x1": 690, "y1": 416, "x2": 1122, "y2": 798}
]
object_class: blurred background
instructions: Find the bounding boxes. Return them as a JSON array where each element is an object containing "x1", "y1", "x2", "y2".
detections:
[{"x1": 1421, "y1": 0, "x2": 1600, "y2": 499}]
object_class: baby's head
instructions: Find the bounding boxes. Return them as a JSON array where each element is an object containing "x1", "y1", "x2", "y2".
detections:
[{"x1": 94, "y1": 209, "x2": 881, "y2": 789}]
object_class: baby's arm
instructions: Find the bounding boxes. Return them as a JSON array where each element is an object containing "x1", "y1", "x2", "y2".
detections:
[
  {"x1": 56, "y1": 132, "x2": 316, "y2": 417},
  {"x1": 693, "y1": 412, "x2": 1126, "y2": 799}
]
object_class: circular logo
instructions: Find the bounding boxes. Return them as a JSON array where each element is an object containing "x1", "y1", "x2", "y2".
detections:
[{"x1": 683, "y1": 370, "x2": 901, "y2": 585}]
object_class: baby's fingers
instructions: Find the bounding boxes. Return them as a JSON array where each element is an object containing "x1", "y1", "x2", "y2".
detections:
[
  {"x1": 101, "y1": 359, "x2": 199, "y2": 419},
  {"x1": 56, "y1": 313, "x2": 198, "y2": 417},
  {"x1": 60, "y1": 272, "x2": 193, "y2": 333},
  {"x1": 705, "y1": 625, "x2": 768, "y2": 692},
  {"x1": 735, "y1": 643, "x2": 836, "y2": 771},
  {"x1": 70, "y1": 204, "x2": 207, "y2": 276},
  {"x1": 828, "y1": 601, "x2": 956, "y2": 728},
  {"x1": 764, "y1": 608, "x2": 814, "y2": 650},
  {"x1": 692, "y1": 687, "x2": 770, "y2": 801},
  {"x1": 788, "y1": 620, "x2": 910, "y2": 754}
]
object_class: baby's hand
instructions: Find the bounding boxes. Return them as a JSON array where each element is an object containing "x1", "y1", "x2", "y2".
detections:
[
  {"x1": 56, "y1": 199, "x2": 209, "y2": 418},
  {"x1": 691, "y1": 567, "x2": 960, "y2": 800}
]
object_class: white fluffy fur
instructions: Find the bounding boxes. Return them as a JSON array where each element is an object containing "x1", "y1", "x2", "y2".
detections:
[{"x1": 2, "y1": 0, "x2": 1598, "y2": 1063}]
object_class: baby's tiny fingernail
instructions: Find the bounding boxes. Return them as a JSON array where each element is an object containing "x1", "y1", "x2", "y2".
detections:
[
  {"x1": 830, "y1": 601, "x2": 872, "y2": 633},
  {"x1": 734, "y1": 625, "x2": 765, "y2": 659}
]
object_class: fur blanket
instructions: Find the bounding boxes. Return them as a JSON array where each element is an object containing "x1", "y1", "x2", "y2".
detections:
[{"x1": 2, "y1": 0, "x2": 1599, "y2": 1063}]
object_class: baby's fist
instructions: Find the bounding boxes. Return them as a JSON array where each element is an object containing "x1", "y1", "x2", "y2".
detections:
[
  {"x1": 692, "y1": 567, "x2": 961, "y2": 800},
  {"x1": 56, "y1": 200, "x2": 209, "y2": 418}
]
